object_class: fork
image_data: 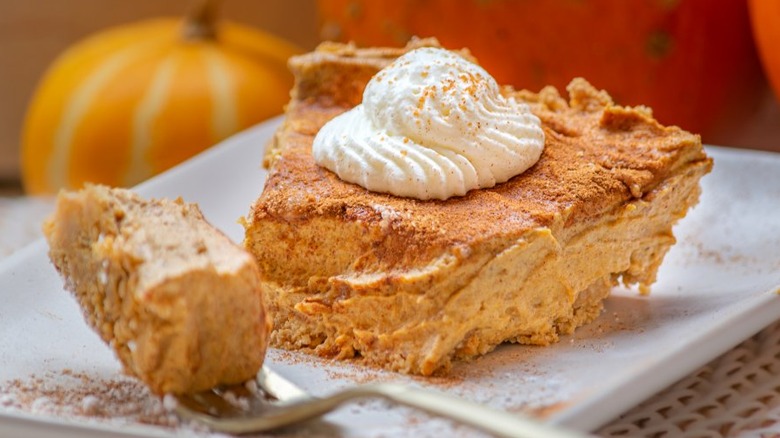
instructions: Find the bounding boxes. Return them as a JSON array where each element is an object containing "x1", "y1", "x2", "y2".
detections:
[{"x1": 174, "y1": 366, "x2": 586, "y2": 438}]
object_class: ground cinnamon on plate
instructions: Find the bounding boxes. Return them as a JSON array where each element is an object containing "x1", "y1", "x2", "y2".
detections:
[{"x1": 0, "y1": 369, "x2": 206, "y2": 432}]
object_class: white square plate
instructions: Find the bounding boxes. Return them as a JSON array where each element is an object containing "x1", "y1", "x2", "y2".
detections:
[{"x1": 2, "y1": 118, "x2": 779, "y2": 437}]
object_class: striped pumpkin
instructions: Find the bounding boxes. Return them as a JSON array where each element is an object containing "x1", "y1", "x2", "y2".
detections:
[{"x1": 21, "y1": 4, "x2": 299, "y2": 194}]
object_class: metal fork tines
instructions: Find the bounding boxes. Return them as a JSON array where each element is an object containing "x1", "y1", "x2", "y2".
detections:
[{"x1": 174, "y1": 366, "x2": 586, "y2": 438}]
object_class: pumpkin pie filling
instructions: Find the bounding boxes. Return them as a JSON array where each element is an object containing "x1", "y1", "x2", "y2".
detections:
[{"x1": 243, "y1": 40, "x2": 712, "y2": 375}]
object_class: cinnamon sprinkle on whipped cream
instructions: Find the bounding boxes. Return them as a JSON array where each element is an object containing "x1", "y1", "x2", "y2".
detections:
[{"x1": 312, "y1": 47, "x2": 545, "y2": 200}]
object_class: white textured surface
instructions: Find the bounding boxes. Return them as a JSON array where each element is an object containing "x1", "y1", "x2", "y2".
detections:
[
  {"x1": 1, "y1": 120, "x2": 779, "y2": 437},
  {"x1": 0, "y1": 196, "x2": 53, "y2": 258}
]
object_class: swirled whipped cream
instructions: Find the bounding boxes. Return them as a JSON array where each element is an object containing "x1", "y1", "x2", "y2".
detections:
[{"x1": 312, "y1": 47, "x2": 545, "y2": 200}]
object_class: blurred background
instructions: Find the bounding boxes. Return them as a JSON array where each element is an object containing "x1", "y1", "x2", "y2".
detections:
[
  {"x1": 0, "y1": 0, "x2": 319, "y2": 191},
  {"x1": 1, "y1": 0, "x2": 778, "y2": 194}
]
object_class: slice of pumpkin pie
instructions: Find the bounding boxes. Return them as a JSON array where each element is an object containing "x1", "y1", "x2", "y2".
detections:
[
  {"x1": 45, "y1": 184, "x2": 272, "y2": 394},
  {"x1": 242, "y1": 39, "x2": 712, "y2": 375}
]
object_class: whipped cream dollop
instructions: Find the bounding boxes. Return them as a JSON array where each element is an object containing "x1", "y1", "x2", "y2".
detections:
[{"x1": 312, "y1": 47, "x2": 545, "y2": 200}]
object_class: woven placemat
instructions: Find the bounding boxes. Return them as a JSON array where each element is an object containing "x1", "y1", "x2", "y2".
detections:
[{"x1": 599, "y1": 320, "x2": 780, "y2": 437}]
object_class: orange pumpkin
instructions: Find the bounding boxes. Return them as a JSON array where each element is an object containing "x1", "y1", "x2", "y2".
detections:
[
  {"x1": 21, "y1": 0, "x2": 300, "y2": 194},
  {"x1": 749, "y1": 0, "x2": 780, "y2": 104},
  {"x1": 318, "y1": 0, "x2": 764, "y2": 140}
]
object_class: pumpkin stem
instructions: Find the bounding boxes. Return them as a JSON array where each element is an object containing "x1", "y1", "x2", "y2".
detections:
[{"x1": 182, "y1": 0, "x2": 222, "y2": 40}]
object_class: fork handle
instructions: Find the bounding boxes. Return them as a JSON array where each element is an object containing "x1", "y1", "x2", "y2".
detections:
[{"x1": 331, "y1": 383, "x2": 586, "y2": 438}]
